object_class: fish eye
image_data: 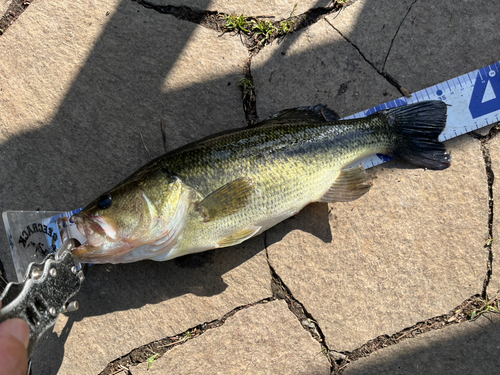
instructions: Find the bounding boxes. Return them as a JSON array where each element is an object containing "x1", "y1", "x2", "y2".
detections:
[{"x1": 98, "y1": 194, "x2": 112, "y2": 209}]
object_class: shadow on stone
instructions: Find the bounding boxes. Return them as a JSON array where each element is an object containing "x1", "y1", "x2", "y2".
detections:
[
  {"x1": 265, "y1": 202, "x2": 332, "y2": 247},
  {"x1": 31, "y1": 317, "x2": 76, "y2": 375},
  {"x1": 344, "y1": 314, "x2": 500, "y2": 375},
  {"x1": 75, "y1": 243, "x2": 263, "y2": 320},
  {"x1": 0, "y1": 0, "x2": 263, "y2": 372}
]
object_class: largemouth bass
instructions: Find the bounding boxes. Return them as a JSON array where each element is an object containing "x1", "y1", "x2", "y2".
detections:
[{"x1": 71, "y1": 101, "x2": 449, "y2": 263}]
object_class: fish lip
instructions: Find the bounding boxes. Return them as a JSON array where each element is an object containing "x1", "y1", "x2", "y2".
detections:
[
  {"x1": 70, "y1": 213, "x2": 125, "y2": 263},
  {"x1": 71, "y1": 242, "x2": 101, "y2": 261},
  {"x1": 70, "y1": 213, "x2": 107, "y2": 248}
]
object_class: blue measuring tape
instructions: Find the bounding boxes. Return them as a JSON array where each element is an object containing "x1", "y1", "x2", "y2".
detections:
[{"x1": 346, "y1": 61, "x2": 500, "y2": 168}]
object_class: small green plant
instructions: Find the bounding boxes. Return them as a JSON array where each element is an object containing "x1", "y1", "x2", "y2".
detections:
[
  {"x1": 223, "y1": 14, "x2": 249, "y2": 33},
  {"x1": 252, "y1": 19, "x2": 276, "y2": 44},
  {"x1": 278, "y1": 18, "x2": 293, "y2": 35},
  {"x1": 238, "y1": 77, "x2": 254, "y2": 96},
  {"x1": 277, "y1": 3, "x2": 297, "y2": 36},
  {"x1": 470, "y1": 295, "x2": 500, "y2": 320},
  {"x1": 147, "y1": 353, "x2": 159, "y2": 370},
  {"x1": 320, "y1": 347, "x2": 331, "y2": 360}
]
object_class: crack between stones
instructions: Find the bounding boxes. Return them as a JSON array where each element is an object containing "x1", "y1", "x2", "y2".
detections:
[
  {"x1": 331, "y1": 293, "x2": 499, "y2": 374},
  {"x1": 98, "y1": 296, "x2": 275, "y2": 375},
  {"x1": 480, "y1": 140, "x2": 494, "y2": 298},
  {"x1": 132, "y1": 1, "x2": 355, "y2": 126},
  {"x1": 132, "y1": 0, "x2": 356, "y2": 47},
  {"x1": 133, "y1": 0, "x2": 352, "y2": 55},
  {"x1": 263, "y1": 232, "x2": 346, "y2": 372},
  {"x1": 324, "y1": 18, "x2": 410, "y2": 98},
  {"x1": 380, "y1": 0, "x2": 418, "y2": 72},
  {"x1": 133, "y1": 0, "x2": 221, "y2": 31},
  {"x1": 470, "y1": 122, "x2": 500, "y2": 298},
  {"x1": 241, "y1": 55, "x2": 258, "y2": 126},
  {"x1": 0, "y1": 0, "x2": 33, "y2": 36}
]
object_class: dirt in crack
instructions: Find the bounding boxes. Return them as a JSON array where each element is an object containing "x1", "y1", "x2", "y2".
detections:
[
  {"x1": 264, "y1": 233, "x2": 346, "y2": 368},
  {"x1": 480, "y1": 141, "x2": 494, "y2": 297},
  {"x1": 134, "y1": 0, "x2": 353, "y2": 54},
  {"x1": 0, "y1": 0, "x2": 33, "y2": 36},
  {"x1": 332, "y1": 294, "x2": 500, "y2": 374},
  {"x1": 470, "y1": 123, "x2": 500, "y2": 298},
  {"x1": 99, "y1": 297, "x2": 274, "y2": 375},
  {"x1": 240, "y1": 56, "x2": 257, "y2": 126}
]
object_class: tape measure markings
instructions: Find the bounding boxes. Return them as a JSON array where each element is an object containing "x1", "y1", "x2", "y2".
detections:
[{"x1": 348, "y1": 60, "x2": 500, "y2": 169}]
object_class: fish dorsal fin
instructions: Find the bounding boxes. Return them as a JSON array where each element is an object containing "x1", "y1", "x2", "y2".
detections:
[
  {"x1": 318, "y1": 165, "x2": 373, "y2": 203},
  {"x1": 196, "y1": 177, "x2": 254, "y2": 221},
  {"x1": 256, "y1": 104, "x2": 339, "y2": 127},
  {"x1": 217, "y1": 226, "x2": 261, "y2": 247}
]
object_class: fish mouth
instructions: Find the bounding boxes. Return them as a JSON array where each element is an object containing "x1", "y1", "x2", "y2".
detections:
[{"x1": 70, "y1": 214, "x2": 118, "y2": 260}]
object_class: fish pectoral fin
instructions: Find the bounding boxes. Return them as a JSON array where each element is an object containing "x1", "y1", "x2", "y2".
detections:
[
  {"x1": 318, "y1": 165, "x2": 373, "y2": 203},
  {"x1": 255, "y1": 104, "x2": 340, "y2": 127},
  {"x1": 217, "y1": 226, "x2": 261, "y2": 247},
  {"x1": 196, "y1": 177, "x2": 254, "y2": 222}
]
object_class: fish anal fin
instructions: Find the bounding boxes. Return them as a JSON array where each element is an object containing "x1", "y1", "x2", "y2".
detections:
[
  {"x1": 319, "y1": 165, "x2": 372, "y2": 203},
  {"x1": 196, "y1": 177, "x2": 254, "y2": 222},
  {"x1": 217, "y1": 226, "x2": 261, "y2": 247}
]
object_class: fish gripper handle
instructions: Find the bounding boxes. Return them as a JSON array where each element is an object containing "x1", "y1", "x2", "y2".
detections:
[{"x1": 0, "y1": 239, "x2": 84, "y2": 359}]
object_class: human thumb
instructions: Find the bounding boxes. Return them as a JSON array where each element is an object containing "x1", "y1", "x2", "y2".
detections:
[{"x1": 0, "y1": 318, "x2": 30, "y2": 349}]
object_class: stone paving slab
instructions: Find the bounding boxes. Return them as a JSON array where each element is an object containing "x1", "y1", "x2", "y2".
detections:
[
  {"x1": 383, "y1": 0, "x2": 500, "y2": 93},
  {"x1": 131, "y1": 300, "x2": 330, "y2": 375},
  {"x1": 252, "y1": 18, "x2": 400, "y2": 120},
  {"x1": 1, "y1": 0, "x2": 10, "y2": 14},
  {"x1": 267, "y1": 135, "x2": 488, "y2": 351},
  {"x1": 343, "y1": 313, "x2": 500, "y2": 375}
]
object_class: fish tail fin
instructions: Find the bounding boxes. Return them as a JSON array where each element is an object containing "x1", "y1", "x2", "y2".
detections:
[{"x1": 385, "y1": 100, "x2": 450, "y2": 170}]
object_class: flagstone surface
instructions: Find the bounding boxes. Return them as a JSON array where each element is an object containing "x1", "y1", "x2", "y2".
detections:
[
  {"x1": 131, "y1": 301, "x2": 330, "y2": 375},
  {"x1": 343, "y1": 314, "x2": 500, "y2": 375}
]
